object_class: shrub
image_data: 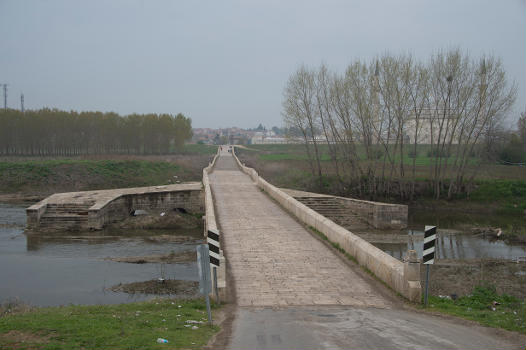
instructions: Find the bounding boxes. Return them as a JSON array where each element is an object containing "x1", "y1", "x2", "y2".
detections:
[
  {"x1": 427, "y1": 148, "x2": 451, "y2": 158},
  {"x1": 498, "y1": 134, "x2": 525, "y2": 164}
]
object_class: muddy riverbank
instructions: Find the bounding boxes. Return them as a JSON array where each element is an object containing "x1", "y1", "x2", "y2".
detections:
[
  {"x1": 105, "y1": 251, "x2": 196, "y2": 264},
  {"x1": 109, "y1": 279, "x2": 199, "y2": 296},
  {"x1": 422, "y1": 259, "x2": 525, "y2": 299}
]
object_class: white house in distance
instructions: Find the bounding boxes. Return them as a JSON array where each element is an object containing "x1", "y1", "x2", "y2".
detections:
[
  {"x1": 403, "y1": 109, "x2": 460, "y2": 145},
  {"x1": 250, "y1": 131, "x2": 304, "y2": 144},
  {"x1": 250, "y1": 131, "x2": 279, "y2": 144}
]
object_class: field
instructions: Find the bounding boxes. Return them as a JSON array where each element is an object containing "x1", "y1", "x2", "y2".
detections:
[
  {"x1": 240, "y1": 144, "x2": 523, "y2": 179},
  {"x1": 237, "y1": 144, "x2": 525, "y2": 186},
  {"x1": 0, "y1": 298, "x2": 220, "y2": 350},
  {"x1": 0, "y1": 144, "x2": 217, "y2": 199}
]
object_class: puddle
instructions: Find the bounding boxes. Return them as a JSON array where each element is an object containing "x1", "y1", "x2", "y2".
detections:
[{"x1": 0, "y1": 203, "x2": 203, "y2": 307}]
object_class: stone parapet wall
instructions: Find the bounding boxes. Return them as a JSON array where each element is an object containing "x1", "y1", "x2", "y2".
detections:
[
  {"x1": 203, "y1": 147, "x2": 227, "y2": 301},
  {"x1": 282, "y1": 188, "x2": 407, "y2": 229},
  {"x1": 231, "y1": 147, "x2": 421, "y2": 302},
  {"x1": 336, "y1": 197, "x2": 407, "y2": 229}
]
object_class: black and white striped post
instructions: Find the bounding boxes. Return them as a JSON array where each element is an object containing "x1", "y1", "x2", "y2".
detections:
[
  {"x1": 207, "y1": 228, "x2": 220, "y2": 303},
  {"x1": 423, "y1": 225, "x2": 437, "y2": 306},
  {"x1": 196, "y1": 244, "x2": 212, "y2": 324}
]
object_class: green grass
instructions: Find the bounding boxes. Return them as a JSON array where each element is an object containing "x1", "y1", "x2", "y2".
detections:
[
  {"x1": 247, "y1": 144, "x2": 480, "y2": 166},
  {"x1": 179, "y1": 144, "x2": 218, "y2": 155},
  {"x1": 0, "y1": 159, "x2": 184, "y2": 193},
  {"x1": 259, "y1": 153, "x2": 332, "y2": 161},
  {"x1": 389, "y1": 154, "x2": 479, "y2": 166},
  {"x1": 408, "y1": 179, "x2": 526, "y2": 236},
  {"x1": 470, "y1": 180, "x2": 526, "y2": 206},
  {"x1": 0, "y1": 298, "x2": 220, "y2": 350},
  {"x1": 426, "y1": 286, "x2": 526, "y2": 334}
]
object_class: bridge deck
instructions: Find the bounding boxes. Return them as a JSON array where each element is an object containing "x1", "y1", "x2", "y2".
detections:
[{"x1": 209, "y1": 150, "x2": 389, "y2": 307}]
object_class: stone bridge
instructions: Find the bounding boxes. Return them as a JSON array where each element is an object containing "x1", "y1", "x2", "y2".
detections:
[{"x1": 205, "y1": 147, "x2": 420, "y2": 304}]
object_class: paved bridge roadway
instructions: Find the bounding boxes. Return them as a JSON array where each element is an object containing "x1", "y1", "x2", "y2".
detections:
[{"x1": 209, "y1": 149, "x2": 524, "y2": 349}]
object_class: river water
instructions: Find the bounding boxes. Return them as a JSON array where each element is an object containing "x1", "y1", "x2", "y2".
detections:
[
  {"x1": 369, "y1": 229, "x2": 526, "y2": 261},
  {"x1": 0, "y1": 203, "x2": 201, "y2": 307}
]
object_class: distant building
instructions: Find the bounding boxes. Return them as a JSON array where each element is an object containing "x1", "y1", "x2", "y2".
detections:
[{"x1": 404, "y1": 109, "x2": 460, "y2": 145}]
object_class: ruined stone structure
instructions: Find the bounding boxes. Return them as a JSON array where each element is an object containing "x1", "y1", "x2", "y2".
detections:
[{"x1": 26, "y1": 183, "x2": 203, "y2": 231}]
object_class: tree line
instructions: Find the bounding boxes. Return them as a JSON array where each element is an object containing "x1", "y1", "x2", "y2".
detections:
[
  {"x1": 0, "y1": 109, "x2": 193, "y2": 156},
  {"x1": 282, "y1": 49, "x2": 517, "y2": 200}
]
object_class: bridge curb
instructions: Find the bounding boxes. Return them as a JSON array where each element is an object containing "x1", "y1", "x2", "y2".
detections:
[{"x1": 202, "y1": 147, "x2": 227, "y2": 301}]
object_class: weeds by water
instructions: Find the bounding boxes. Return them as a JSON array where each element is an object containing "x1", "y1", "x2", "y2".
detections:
[{"x1": 427, "y1": 285, "x2": 526, "y2": 334}]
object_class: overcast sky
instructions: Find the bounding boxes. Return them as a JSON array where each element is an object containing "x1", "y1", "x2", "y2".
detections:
[{"x1": 1, "y1": 0, "x2": 524, "y2": 129}]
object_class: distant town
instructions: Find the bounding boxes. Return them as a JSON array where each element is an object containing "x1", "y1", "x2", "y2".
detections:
[{"x1": 192, "y1": 124, "x2": 301, "y2": 145}]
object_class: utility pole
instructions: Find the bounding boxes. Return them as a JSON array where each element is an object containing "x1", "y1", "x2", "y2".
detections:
[
  {"x1": 2, "y1": 84, "x2": 7, "y2": 111},
  {"x1": 20, "y1": 93, "x2": 24, "y2": 113}
]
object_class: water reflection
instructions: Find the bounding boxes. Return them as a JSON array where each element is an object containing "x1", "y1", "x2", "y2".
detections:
[
  {"x1": 0, "y1": 203, "x2": 203, "y2": 307},
  {"x1": 372, "y1": 229, "x2": 526, "y2": 261},
  {"x1": 26, "y1": 235, "x2": 121, "y2": 251}
]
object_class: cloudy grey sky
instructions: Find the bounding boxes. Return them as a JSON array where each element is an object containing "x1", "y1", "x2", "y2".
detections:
[{"x1": 1, "y1": 0, "x2": 524, "y2": 128}]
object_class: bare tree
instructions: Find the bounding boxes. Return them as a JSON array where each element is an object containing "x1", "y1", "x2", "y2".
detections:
[
  {"x1": 281, "y1": 49, "x2": 517, "y2": 200},
  {"x1": 282, "y1": 66, "x2": 323, "y2": 185}
]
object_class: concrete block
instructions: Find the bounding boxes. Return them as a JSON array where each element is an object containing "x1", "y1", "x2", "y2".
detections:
[
  {"x1": 406, "y1": 281, "x2": 422, "y2": 302},
  {"x1": 403, "y1": 250, "x2": 420, "y2": 282}
]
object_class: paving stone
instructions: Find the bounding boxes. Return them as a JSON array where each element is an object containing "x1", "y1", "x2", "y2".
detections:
[{"x1": 209, "y1": 151, "x2": 390, "y2": 308}]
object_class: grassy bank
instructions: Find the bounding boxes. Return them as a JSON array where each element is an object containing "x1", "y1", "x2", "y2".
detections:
[
  {"x1": 409, "y1": 179, "x2": 526, "y2": 237},
  {"x1": 0, "y1": 145, "x2": 218, "y2": 198},
  {"x1": 0, "y1": 159, "x2": 185, "y2": 194},
  {"x1": 426, "y1": 286, "x2": 526, "y2": 334},
  {"x1": 0, "y1": 298, "x2": 220, "y2": 349}
]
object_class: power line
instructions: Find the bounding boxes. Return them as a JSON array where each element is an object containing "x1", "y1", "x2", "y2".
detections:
[{"x1": 2, "y1": 84, "x2": 7, "y2": 111}]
